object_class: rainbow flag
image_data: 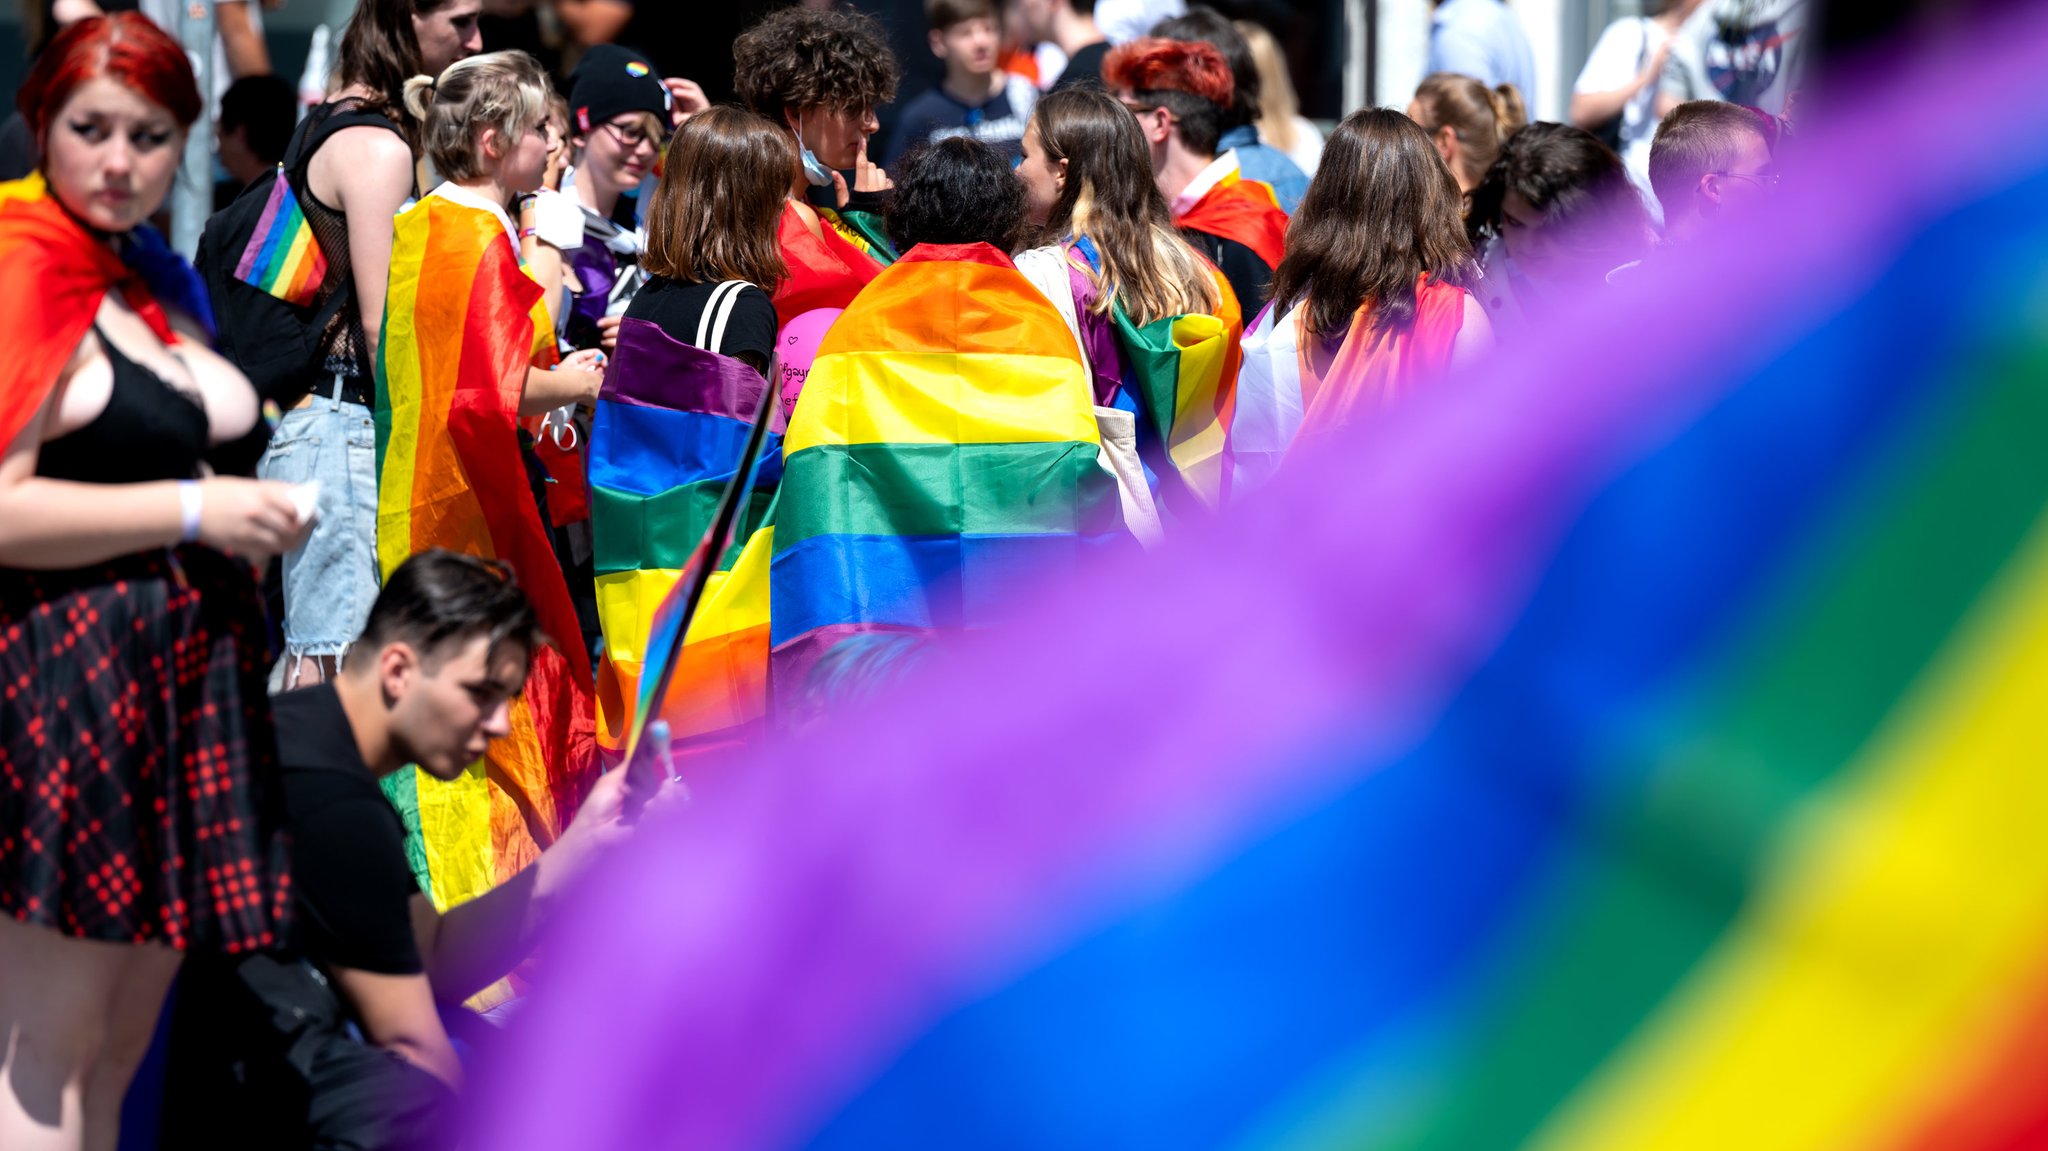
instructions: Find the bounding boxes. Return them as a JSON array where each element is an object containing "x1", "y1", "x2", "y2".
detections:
[
  {"x1": 1102, "y1": 255, "x2": 1243, "y2": 513},
  {"x1": 773, "y1": 201, "x2": 888, "y2": 331},
  {"x1": 768, "y1": 241, "x2": 1126, "y2": 700},
  {"x1": 374, "y1": 188, "x2": 596, "y2": 913},
  {"x1": 472, "y1": 11, "x2": 2048, "y2": 1147},
  {"x1": 232, "y1": 168, "x2": 326, "y2": 308},
  {"x1": 591, "y1": 316, "x2": 781, "y2": 759},
  {"x1": 0, "y1": 174, "x2": 185, "y2": 448}
]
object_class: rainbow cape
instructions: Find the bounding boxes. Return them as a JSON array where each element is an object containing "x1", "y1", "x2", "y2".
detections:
[
  {"x1": 1176, "y1": 162, "x2": 1289, "y2": 272},
  {"x1": 768, "y1": 242, "x2": 1125, "y2": 700},
  {"x1": 772, "y1": 201, "x2": 889, "y2": 330},
  {"x1": 1094, "y1": 248, "x2": 1245, "y2": 512},
  {"x1": 591, "y1": 316, "x2": 781, "y2": 759},
  {"x1": 475, "y1": 11, "x2": 2048, "y2": 1147},
  {"x1": 0, "y1": 174, "x2": 183, "y2": 448},
  {"x1": 374, "y1": 187, "x2": 597, "y2": 912},
  {"x1": 1229, "y1": 275, "x2": 1469, "y2": 495}
]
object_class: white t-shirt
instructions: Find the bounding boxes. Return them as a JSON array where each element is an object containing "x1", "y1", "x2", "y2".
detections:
[{"x1": 1573, "y1": 17, "x2": 1668, "y2": 192}]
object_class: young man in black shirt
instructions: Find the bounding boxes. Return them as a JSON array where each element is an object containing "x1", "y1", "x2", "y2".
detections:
[{"x1": 165, "y1": 550, "x2": 671, "y2": 1147}]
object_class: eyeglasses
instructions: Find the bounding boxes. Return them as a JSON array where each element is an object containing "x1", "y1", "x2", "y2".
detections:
[
  {"x1": 601, "y1": 120, "x2": 667, "y2": 151},
  {"x1": 1714, "y1": 169, "x2": 1780, "y2": 189}
]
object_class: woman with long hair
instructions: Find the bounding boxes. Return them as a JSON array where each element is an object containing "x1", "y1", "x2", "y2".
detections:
[
  {"x1": 589, "y1": 106, "x2": 794, "y2": 753},
  {"x1": 0, "y1": 16, "x2": 306, "y2": 1147},
  {"x1": 1408, "y1": 71, "x2": 1526, "y2": 200},
  {"x1": 256, "y1": 0, "x2": 481, "y2": 689},
  {"x1": 1233, "y1": 108, "x2": 1492, "y2": 488},
  {"x1": 1017, "y1": 88, "x2": 1225, "y2": 398},
  {"x1": 1465, "y1": 121, "x2": 1654, "y2": 334},
  {"x1": 1015, "y1": 86, "x2": 1235, "y2": 517}
]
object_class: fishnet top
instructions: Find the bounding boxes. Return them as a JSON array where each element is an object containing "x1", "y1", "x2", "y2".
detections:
[{"x1": 300, "y1": 99, "x2": 408, "y2": 381}]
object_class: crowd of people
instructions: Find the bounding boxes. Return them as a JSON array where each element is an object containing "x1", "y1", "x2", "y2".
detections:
[{"x1": 0, "y1": 0, "x2": 1801, "y2": 1146}]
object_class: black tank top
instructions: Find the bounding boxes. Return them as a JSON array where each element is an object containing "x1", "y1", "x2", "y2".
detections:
[{"x1": 36, "y1": 327, "x2": 210, "y2": 485}]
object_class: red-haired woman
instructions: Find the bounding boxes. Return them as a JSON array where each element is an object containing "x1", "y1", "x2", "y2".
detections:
[{"x1": 0, "y1": 16, "x2": 304, "y2": 1148}]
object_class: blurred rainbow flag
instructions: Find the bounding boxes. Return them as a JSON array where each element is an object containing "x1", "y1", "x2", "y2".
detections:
[
  {"x1": 768, "y1": 242, "x2": 1126, "y2": 700},
  {"x1": 374, "y1": 189, "x2": 596, "y2": 914},
  {"x1": 479, "y1": 13, "x2": 2048, "y2": 1148},
  {"x1": 591, "y1": 316, "x2": 781, "y2": 760}
]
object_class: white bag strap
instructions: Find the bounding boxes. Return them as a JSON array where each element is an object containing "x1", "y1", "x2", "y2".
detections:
[{"x1": 694, "y1": 280, "x2": 754, "y2": 354}]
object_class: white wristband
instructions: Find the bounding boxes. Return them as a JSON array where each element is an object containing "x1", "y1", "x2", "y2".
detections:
[{"x1": 178, "y1": 480, "x2": 203, "y2": 543}]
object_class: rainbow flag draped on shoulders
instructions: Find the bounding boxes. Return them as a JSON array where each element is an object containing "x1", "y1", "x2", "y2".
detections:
[
  {"x1": 769, "y1": 241, "x2": 1126, "y2": 703},
  {"x1": 1228, "y1": 275, "x2": 1470, "y2": 495},
  {"x1": 1175, "y1": 154, "x2": 1289, "y2": 274},
  {"x1": 772, "y1": 200, "x2": 889, "y2": 331},
  {"x1": 474, "y1": 10, "x2": 2048, "y2": 1147},
  {"x1": 590, "y1": 314, "x2": 781, "y2": 760},
  {"x1": 0, "y1": 174, "x2": 192, "y2": 447},
  {"x1": 374, "y1": 185, "x2": 597, "y2": 912},
  {"x1": 1068, "y1": 239, "x2": 1246, "y2": 513}
]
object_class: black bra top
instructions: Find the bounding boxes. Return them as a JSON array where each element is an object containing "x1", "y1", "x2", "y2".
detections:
[{"x1": 36, "y1": 326, "x2": 211, "y2": 485}]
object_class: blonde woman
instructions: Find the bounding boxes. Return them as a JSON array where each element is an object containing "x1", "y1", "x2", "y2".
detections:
[
  {"x1": 1236, "y1": 20, "x2": 1323, "y2": 176},
  {"x1": 379, "y1": 50, "x2": 606, "y2": 687}
]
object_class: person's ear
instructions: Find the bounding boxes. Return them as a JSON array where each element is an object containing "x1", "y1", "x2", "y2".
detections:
[
  {"x1": 1697, "y1": 171, "x2": 1725, "y2": 214},
  {"x1": 1143, "y1": 107, "x2": 1172, "y2": 146},
  {"x1": 1433, "y1": 124, "x2": 1457, "y2": 163},
  {"x1": 477, "y1": 124, "x2": 504, "y2": 163},
  {"x1": 1054, "y1": 154, "x2": 1068, "y2": 192},
  {"x1": 378, "y1": 642, "x2": 418, "y2": 707},
  {"x1": 929, "y1": 28, "x2": 947, "y2": 60}
]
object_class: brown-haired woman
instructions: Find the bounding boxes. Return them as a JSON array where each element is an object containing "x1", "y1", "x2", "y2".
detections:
[
  {"x1": 1407, "y1": 71, "x2": 1526, "y2": 199},
  {"x1": 1232, "y1": 109, "x2": 1491, "y2": 488},
  {"x1": 624, "y1": 106, "x2": 793, "y2": 375},
  {"x1": 1015, "y1": 87, "x2": 1226, "y2": 405}
]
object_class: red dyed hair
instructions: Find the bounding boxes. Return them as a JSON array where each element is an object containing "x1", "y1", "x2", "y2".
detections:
[
  {"x1": 16, "y1": 13, "x2": 204, "y2": 140},
  {"x1": 1102, "y1": 37, "x2": 1234, "y2": 109}
]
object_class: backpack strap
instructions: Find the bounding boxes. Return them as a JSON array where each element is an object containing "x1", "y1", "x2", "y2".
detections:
[
  {"x1": 285, "y1": 100, "x2": 410, "y2": 194},
  {"x1": 694, "y1": 280, "x2": 754, "y2": 355}
]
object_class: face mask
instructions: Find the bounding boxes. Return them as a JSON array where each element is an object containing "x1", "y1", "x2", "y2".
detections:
[{"x1": 796, "y1": 110, "x2": 834, "y2": 188}]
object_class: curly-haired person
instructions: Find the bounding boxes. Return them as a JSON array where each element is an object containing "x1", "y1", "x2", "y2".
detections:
[{"x1": 732, "y1": 5, "x2": 902, "y2": 332}]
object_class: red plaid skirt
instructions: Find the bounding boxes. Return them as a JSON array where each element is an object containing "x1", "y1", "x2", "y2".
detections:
[{"x1": 0, "y1": 546, "x2": 291, "y2": 952}]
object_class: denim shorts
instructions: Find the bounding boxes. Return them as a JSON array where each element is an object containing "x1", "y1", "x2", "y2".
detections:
[{"x1": 257, "y1": 383, "x2": 380, "y2": 669}]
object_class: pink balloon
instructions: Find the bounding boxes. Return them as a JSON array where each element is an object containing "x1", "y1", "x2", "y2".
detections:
[{"x1": 776, "y1": 308, "x2": 842, "y2": 421}]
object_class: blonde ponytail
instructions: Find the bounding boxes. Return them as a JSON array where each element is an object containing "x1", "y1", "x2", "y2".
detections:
[
  {"x1": 407, "y1": 51, "x2": 553, "y2": 184},
  {"x1": 400, "y1": 73, "x2": 437, "y2": 123},
  {"x1": 1490, "y1": 83, "x2": 1527, "y2": 142}
]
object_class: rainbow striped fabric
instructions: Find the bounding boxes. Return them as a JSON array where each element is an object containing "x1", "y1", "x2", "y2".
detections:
[
  {"x1": 232, "y1": 168, "x2": 326, "y2": 307},
  {"x1": 1105, "y1": 263, "x2": 1242, "y2": 512},
  {"x1": 768, "y1": 241, "x2": 1125, "y2": 699},
  {"x1": 591, "y1": 316, "x2": 781, "y2": 759},
  {"x1": 374, "y1": 188, "x2": 595, "y2": 915},
  {"x1": 473, "y1": 12, "x2": 2048, "y2": 1147}
]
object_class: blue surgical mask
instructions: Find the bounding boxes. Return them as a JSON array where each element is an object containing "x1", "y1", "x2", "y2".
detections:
[{"x1": 796, "y1": 111, "x2": 833, "y2": 188}]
